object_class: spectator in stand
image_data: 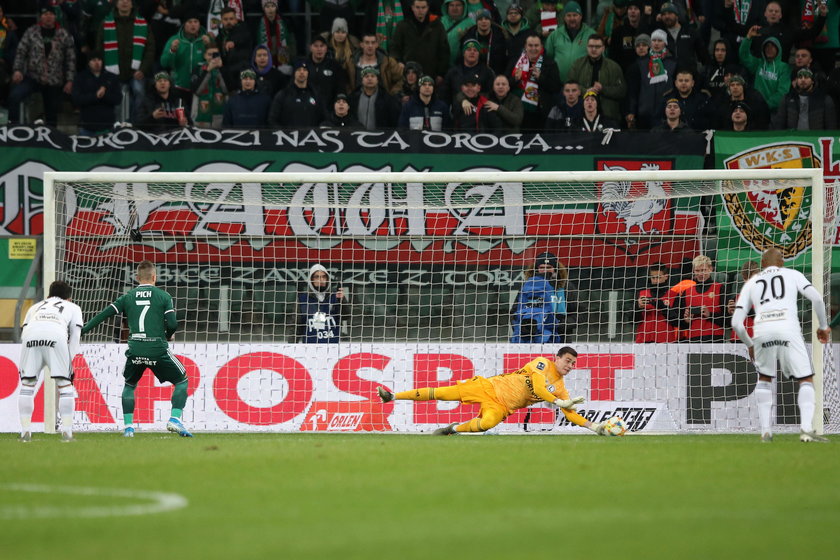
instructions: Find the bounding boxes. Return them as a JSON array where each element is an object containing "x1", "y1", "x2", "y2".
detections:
[
  {"x1": 320, "y1": 92, "x2": 363, "y2": 128},
  {"x1": 725, "y1": 0, "x2": 827, "y2": 63},
  {"x1": 8, "y1": 7, "x2": 75, "y2": 126},
  {"x1": 651, "y1": 97, "x2": 691, "y2": 132},
  {"x1": 72, "y1": 50, "x2": 121, "y2": 135},
  {"x1": 223, "y1": 68, "x2": 271, "y2": 128},
  {"x1": 461, "y1": 9, "x2": 509, "y2": 75},
  {"x1": 484, "y1": 74, "x2": 523, "y2": 133},
  {"x1": 440, "y1": 38, "x2": 494, "y2": 104},
  {"x1": 727, "y1": 260, "x2": 759, "y2": 341},
  {"x1": 373, "y1": 0, "x2": 404, "y2": 52},
  {"x1": 567, "y1": 34, "x2": 626, "y2": 124},
  {"x1": 309, "y1": 0, "x2": 360, "y2": 34},
  {"x1": 215, "y1": 6, "x2": 252, "y2": 92},
  {"x1": 608, "y1": 0, "x2": 652, "y2": 70},
  {"x1": 675, "y1": 254, "x2": 727, "y2": 342},
  {"x1": 525, "y1": 1, "x2": 561, "y2": 39},
  {"x1": 80, "y1": 0, "x2": 115, "y2": 54},
  {"x1": 659, "y1": 69, "x2": 711, "y2": 130},
  {"x1": 464, "y1": 0, "x2": 501, "y2": 22},
  {"x1": 635, "y1": 263, "x2": 680, "y2": 343},
  {"x1": 324, "y1": 18, "x2": 358, "y2": 92},
  {"x1": 545, "y1": 80, "x2": 584, "y2": 131},
  {"x1": 595, "y1": 0, "x2": 629, "y2": 44},
  {"x1": 399, "y1": 60, "x2": 423, "y2": 103},
  {"x1": 0, "y1": 4, "x2": 19, "y2": 110},
  {"x1": 145, "y1": 1, "x2": 195, "y2": 63},
  {"x1": 441, "y1": 0, "x2": 474, "y2": 66},
  {"x1": 656, "y1": 2, "x2": 708, "y2": 72},
  {"x1": 719, "y1": 0, "x2": 767, "y2": 51},
  {"x1": 699, "y1": 39, "x2": 745, "y2": 99},
  {"x1": 268, "y1": 58, "x2": 324, "y2": 128},
  {"x1": 510, "y1": 252, "x2": 577, "y2": 343},
  {"x1": 297, "y1": 264, "x2": 343, "y2": 343},
  {"x1": 545, "y1": 2, "x2": 595, "y2": 82},
  {"x1": 773, "y1": 67, "x2": 836, "y2": 130},
  {"x1": 398, "y1": 73, "x2": 451, "y2": 130},
  {"x1": 728, "y1": 100, "x2": 752, "y2": 131},
  {"x1": 711, "y1": 73, "x2": 770, "y2": 130},
  {"x1": 625, "y1": 30, "x2": 675, "y2": 129},
  {"x1": 508, "y1": 31, "x2": 561, "y2": 131},
  {"x1": 96, "y1": 0, "x2": 156, "y2": 121},
  {"x1": 352, "y1": 32, "x2": 403, "y2": 95},
  {"x1": 502, "y1": 4, "x2": 531, "y2": 58},
  {"x1": 739, "y1": 29, "x2": 790, "y2": 113},
  {"x1": 789, "y1": 47, "x2": 825, "y2": 88},
  {"x1": 251, "y1": 44, "x2": 287, "y2": 98},
  {"x1": 452, "y1": 71, "x2": 496, "y2": 131},
  {"x1": 190, "y1": 45, "x2": 228, "y2": 129},
  {"x1": 580, "y1": 89, "x2": 618, "y2": 130},
  {"x1": 307, "y1": 35, "x2": 346, "y2": 108},
  {"x1": 137, "y1": 71, "x2": 189, "y2": 132},
  {"x1": 350, "y1": 66, "x2": 401, "y2": 130},
  {"x1": 390, "y1": 0, "x2": 450, "y2": 84},
  {"x1": 160, "y1": 14, "x2": 212, "y2": 110},
  {"x1": 257, "y1": 0, "x2": 295, "y2": 74}
]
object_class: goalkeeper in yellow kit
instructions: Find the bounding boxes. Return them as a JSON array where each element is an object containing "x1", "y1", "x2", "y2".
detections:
[{"x1": 378, "y1": 347, "x2": 609, "y2": 435}]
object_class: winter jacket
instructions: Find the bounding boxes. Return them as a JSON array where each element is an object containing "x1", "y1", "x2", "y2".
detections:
[
  {"x1": 222, "y1": 89, "x2": 271, "y2": 128},
  {"x1": 390, "y1": 15, "x2": 450, "y2": 79},
  {"x1": 739, "y1": 36, "x2": 790, "y2": 111},
  {"x1": 773, "y1": 88, "x2": 836, "y2": 130},
  {"x1": 658, "y1": 87, "x2": 712, "y2": 130},
  {"x1": 461, "y1": 24, "x2": 509, "y2": 76},
  {"x1": 398, "y1": 93, "x2": 451, "y2": 131},
  {"x1": 655, "y1": 24, "x2": 709, "y2": 72},
  {"x1": 710, "y1": 88, "x2": 771, "y2": 131},
  {"x1": 441, "y1": 0, "x2": 475, "y2": 66},
  {"x1": 626, "y1": 54, "x2": 678, "y2": 128},
  {"x1": 160, "y1": 24, "x2": 209, "y2": 90},
  {"x1": 72, "y1": 68, "x2": 122, "y2": 131},
  {"x1": 216, "y1": 21, "x2": 253, "y2": 90},
  {"x1": 307, "y1": 55, "x2": 347, "y2": 107},
  {"x1": 268, "y1": 83, "x2": 324, "y2": 127},
  {"x1": 544, "y1": 23, "x2": 596, "y2": 82},
  {"x1": 95, "y1": 10, "x2": 156, "y2": 81},
  {"x1": 567, "y1": 55, "x2": 627, "y2": 123},
  {"x1": 486, "y1": 91, "x2": 524, "y2": 132},
  {"x1": 297, "y1": 264, "x2": 342, "y2": 344},
  {"x1": 13, "y1": 25, "x2": 75, "y2": 86},
  {"x1": 350, "y1": 86, "x2": 402, "y2": 129},
  {"x1": 439, "y1": 63, "x2": 495, "y2": 104},
  {"x1": 350, "y1": 50, "x2": 404, "y2": 94}
]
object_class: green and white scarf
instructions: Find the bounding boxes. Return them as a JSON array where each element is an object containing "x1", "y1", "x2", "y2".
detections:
[{"x1": 103, "y1": 12, "x2": 148, "y2": 74}]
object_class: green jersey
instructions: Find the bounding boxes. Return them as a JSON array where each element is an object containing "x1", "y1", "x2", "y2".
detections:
[{"x1": 82, "y1": 283, "x2": 178, "y2": 355}]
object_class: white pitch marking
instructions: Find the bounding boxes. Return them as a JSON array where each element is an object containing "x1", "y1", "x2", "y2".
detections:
[{"x1": 0, "y1": 483, "x2": 188, "y2": 519}]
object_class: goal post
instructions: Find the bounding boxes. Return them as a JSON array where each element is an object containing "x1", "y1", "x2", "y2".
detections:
[{"x1": 40, "y1": 168, "x2": 837, "y2": 435}]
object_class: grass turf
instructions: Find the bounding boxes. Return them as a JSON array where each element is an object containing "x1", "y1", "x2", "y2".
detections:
[{"x1": 1, "y1": 432, "x2": 838, "y2": 560}]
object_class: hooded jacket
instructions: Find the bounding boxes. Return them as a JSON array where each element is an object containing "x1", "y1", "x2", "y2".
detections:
[
  {"x1": 739, "y1": 36, "x2": 790, "y2": 111},
  {"x1": 161, "y1": 22, "x2": 209, "y2": 90},
  {"x1": 297, "y1": 264, "x2": 342, "y2": 343}
]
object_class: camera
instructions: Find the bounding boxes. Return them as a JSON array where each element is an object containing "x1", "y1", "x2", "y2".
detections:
[{"x1": 211, "y1": 51, "x2": 221, "y2": 58}]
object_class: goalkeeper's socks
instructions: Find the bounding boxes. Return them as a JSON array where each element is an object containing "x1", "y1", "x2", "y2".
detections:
[
  {"x1": 798, "y1": 382, "x2": 816, "y2": 432},
  {"x1": 755, "y1": 380, "x2": 773, "y2": 436},
  {"x1": 395, "y1": 388, "x2": 433, "y2": 401}
]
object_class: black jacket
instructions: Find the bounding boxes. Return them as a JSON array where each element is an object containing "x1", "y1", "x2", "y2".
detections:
[
  {"x1": 223, "y1": 89, "x2": 272, "y2": 128},
  {"x1": 72, "y1": 67, "x2": 122, "y2": 132},
  {"x1": 268, "y1": 82, "x2": 325, "y2": 127}
]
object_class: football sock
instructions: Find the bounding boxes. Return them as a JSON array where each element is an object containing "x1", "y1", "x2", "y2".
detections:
[
  {"x1": 395, "y1": 386, "x2": 461, "y2": 401},
  {"x1": 798, "y1": 382, "x2": 816, "y2": 432},
  {"x1": 171, "y1": 380, "x2": 188, "y2": 412},
  {"x1": 122, "y1": 384, "x2": 136, "y2": 427},
  {"x1": 755, "y1": 380, "x2": 773, "y2": 435},
  {"x1": 18, "y1": 383, "x2": 35, "y2": 432},
  {"x1": 58, "y1": 385, "x2": 75, "y2": 435},
  {"x1": 456, "y1": 418, "x2": 483, "y2": 433}
]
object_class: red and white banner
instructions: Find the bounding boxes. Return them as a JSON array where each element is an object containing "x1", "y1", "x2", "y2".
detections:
[{"x1": 1, "y1": 343, "x2": 836, "y2": 434}]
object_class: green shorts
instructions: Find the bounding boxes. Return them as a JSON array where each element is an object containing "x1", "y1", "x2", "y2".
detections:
[{"x1": 123, "y1": 348, "x2": 187, "y2": 386}]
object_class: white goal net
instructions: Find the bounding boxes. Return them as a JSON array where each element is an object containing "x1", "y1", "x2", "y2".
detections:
[{"x1": 35, "y1": 169, "x2": 839, "y2": 434}]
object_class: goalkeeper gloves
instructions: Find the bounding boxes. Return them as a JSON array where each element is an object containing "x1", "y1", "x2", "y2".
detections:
[
  {"x1": 554, "y1": 396, "x2": 585, "y2": 410},
  {"x1": 589, "y1": 421, "x2": 608, "y2": 436}
]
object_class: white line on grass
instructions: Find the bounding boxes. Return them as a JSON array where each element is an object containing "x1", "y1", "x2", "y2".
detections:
[{"x1": 0, "y1": 483, "x2": 188, "y2": 519}]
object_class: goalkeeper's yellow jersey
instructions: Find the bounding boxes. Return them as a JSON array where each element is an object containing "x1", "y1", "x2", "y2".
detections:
[{"x1": 486, "y1": 357, "x2": 589, "y2": 427}]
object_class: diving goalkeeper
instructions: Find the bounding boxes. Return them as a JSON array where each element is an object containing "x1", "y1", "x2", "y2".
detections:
[
  {"x1": 81, "y1": 260, "x2": 192, "y2": 438},
  {"x1": 378, "y1": 346, "x2": 608, "y2": 435}
]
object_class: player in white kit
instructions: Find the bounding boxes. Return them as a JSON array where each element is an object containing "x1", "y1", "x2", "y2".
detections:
[
  {"x1": 732, "y1": 249, "x2": 831, "y2": 442},
  {"x1": 18, "y1": 281, "x2": 84, "y2": 442}
]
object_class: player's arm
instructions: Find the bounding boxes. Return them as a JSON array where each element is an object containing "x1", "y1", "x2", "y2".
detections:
[
  {"x1": 80, "y1": 301, "x2": 120, "y2": 335},
  {"x1": 164, "y1": 294, "x2": 178, "y2": 339},
  {"x1": 532, "y1": 371, "x2": 584, "y2": 410},
  {"x1": 68, "y1": 305, "x2": 83, "y2": 358},
  {"x1": 731, "y1": 284, "x2": 754, "y2": 347},
  {"x1": 546, "y1": 379, "x2": 604, "y2": 433},
  {"x1": 799, "y1": 281, "x2": 829, "y2": 330}
]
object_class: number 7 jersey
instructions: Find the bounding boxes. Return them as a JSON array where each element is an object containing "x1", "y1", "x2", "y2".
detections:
[{"x1": 734, "y1": 265, "x2": 826, "y2": 339}]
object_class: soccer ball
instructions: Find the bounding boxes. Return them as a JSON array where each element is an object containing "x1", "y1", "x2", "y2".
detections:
[{"x1": 603, "y1": 415, "x2": 627, "y2": 437}]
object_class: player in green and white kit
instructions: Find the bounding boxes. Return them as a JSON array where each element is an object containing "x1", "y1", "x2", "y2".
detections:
[{"x1": 82, "y1": 260, "x2": 192, "y2": 437}]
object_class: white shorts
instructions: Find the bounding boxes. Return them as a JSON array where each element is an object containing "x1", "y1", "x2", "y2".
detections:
[
  {"x1": 19, "y1": 328, "x2": 72, "y2": 382},
  {"x1": 752, "y1": 333, "x2": 812, "y2": 379}
]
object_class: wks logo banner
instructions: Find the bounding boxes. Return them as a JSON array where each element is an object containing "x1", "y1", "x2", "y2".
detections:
[
  {"x1": 595, "y1": 160, "x2": 674, "y2": 256},
  {"x1": 723, "y1": 142, "x2": 816, "y2": 258}
]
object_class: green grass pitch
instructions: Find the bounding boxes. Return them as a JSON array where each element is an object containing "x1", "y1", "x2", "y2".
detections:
[{"x1": 2, "y1": 432, "x2": 838, "y2": 560}]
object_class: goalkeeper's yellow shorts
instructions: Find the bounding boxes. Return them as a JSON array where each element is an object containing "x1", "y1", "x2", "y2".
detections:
[{"x1": 453, "y1": 377, "x2": 510, "y2": 424}]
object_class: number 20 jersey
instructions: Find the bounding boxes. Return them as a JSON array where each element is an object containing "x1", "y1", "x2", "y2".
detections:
[{"x1": 735, "y1": 266, "x2": 818, "y2": 338}]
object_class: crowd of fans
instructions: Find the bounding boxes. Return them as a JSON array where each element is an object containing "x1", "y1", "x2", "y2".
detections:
[{"x1": 1, "y1": 0, "x2": 839, "y2": 134}]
